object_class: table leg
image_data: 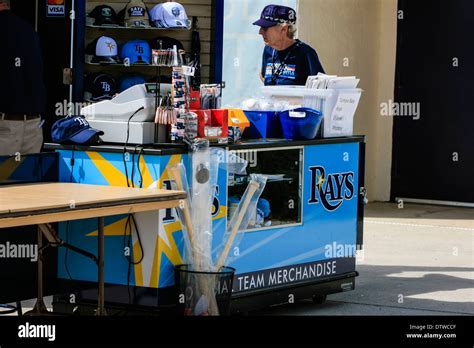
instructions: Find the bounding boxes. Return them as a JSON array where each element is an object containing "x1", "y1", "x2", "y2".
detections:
[
  {"x1": 96, "y1": 217, "x2": 107, "y2": 316},
  {"x1": 24, "y1": 226, "x2": 49, "y2": 315}
]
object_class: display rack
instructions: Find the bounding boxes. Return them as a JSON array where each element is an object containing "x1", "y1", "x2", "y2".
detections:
[{"x1": 81, "y1": 0, "x2": 216, "y2": 102}]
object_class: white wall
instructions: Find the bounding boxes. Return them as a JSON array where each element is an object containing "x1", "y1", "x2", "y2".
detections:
[{"x1": 298, "y1": 0, "x2": 398, "y2": 201}]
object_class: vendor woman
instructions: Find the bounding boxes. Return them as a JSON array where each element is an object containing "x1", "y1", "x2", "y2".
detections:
[{"x1": 254, "y1": 4, "x2": 325, "y2": 86}]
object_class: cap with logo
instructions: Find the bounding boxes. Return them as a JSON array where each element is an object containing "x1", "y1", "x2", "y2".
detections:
[
  {"x1": 86, "y1": 36, "x2": 120, "y2": 64},
  {"x1": 51, "y1": 116, "x2": 104, "y2": 145},
  {"x1": 149, "y1": 2, "x2": 189, "y2": 29},
  {"x1": 253, "y1": 4, "x2": 297, "y2": 28},
  {"x1": 88, "y1": 5, "x2": 119, "y2": 27},
  {"x1": 85, "y1": 73, "x2": 118, "y2": 101},
  {"x1": 123, "y1": 0, "x2": 150, "y2": 28},
  {"x1": 119, "y1": 74, "x2": 146, "y2": 93},
  {"x1": 120, "y1": 40, "x2": 151, "y2": 65}
]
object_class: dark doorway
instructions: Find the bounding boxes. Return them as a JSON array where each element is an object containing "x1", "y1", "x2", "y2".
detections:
[
  {"x1": 392, "y1": 0, "x2": 474, "y2": 204},
  {"x1": 10, "y1": 0, "x2": 71, "y2": 143}
]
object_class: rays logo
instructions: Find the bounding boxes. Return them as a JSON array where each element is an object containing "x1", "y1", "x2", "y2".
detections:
[
  {"x1": 101, "y1": 82, "x2": 111, "y2": 92},
  {"x1": 308, "y1": 166, "x2": 355, "y2": 212},
  {"x1": 101, "y1": 8, "x2": 112, "y2": 17},
  {"x1": 172, "y1": 7, "x2": 181, "y2": 17},
  {"x1": 129, "y1": 6, "x2": 144, "y2": 16}
]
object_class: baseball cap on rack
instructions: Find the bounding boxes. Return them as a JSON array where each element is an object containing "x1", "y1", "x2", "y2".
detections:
[
  {"x1": 85, "y1": 73, "x2": 118, "y2": 101},
  {"x1": 51, "y1": 116, "x2": 104, "y2": 145},
  {"x1": 86, "y1": 36, "x2": 120, "y2": 64},
  {"x1": 119, "y1": 74, "x2": 146, "y2": 93},
  {"x1": 88, "y1": 5, "x2": 119, "y2": 27},
  {"x1": 253, "y1": 5, "x2": 297, "y2": 28},
  {"x1": 120, "y1": 40, "x2": 152, "y2": 65},
  {"x1": 123, "y1": 0, "x2": 150, "y2": 28},
  {"x1": 149, "y1": 2, "x2": 189, "y2": 29}
]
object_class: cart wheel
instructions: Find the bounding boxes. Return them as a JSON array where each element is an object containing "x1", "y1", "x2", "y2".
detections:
[{"x1": 312, "y1": 295, "x2": 327, "y2": 305}]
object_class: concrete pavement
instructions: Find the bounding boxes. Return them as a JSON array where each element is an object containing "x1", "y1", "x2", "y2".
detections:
[
  {"x1": 256, "y1": 202, "x2": 474, "y2": 316},
  {"x1": 9, "y1": 203, "x2": 474, "y2": 316}
]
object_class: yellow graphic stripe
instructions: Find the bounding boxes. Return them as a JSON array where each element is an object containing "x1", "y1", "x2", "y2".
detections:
[
  {"x1": 0, "y1": 158, "x2": 23, "y2": 181},
  {"x1": 213, "y1": 206, "x2": 227, "y2": 221},
  {"x1": 151, "y1": 155, "x2": 184, "y2": 288},
  {"x1": 151, "y1": 221, "x2": 183, "y2": 288},
  {"x1": 86, "y1": 152, "x2": 132, "y2": 187},
  {"x1": 133, "y1": 241, "x2": 144, "y2": 286},
  {"x1": 159, "y1": 155, "x2": 183, "y2": 187},
  {"x1": 139, "y1": 154, "x2": 154, "y2": 188}
]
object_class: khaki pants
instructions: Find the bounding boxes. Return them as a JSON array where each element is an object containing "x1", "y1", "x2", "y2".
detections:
[{"x1": 0, "y1": 118, "x2": 43, "y2": 156}]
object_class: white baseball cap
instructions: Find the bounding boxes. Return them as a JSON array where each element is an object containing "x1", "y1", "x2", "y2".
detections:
[
  {"x1": 86, "y1": 36, "x2": 120, "y2": 64},
  {"x1": 149, "y1": 2, "x2": 189, "y2": 29}
]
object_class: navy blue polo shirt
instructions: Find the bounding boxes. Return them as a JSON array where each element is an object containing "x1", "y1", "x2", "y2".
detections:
[
  {"x1": 0, "y1": 10, "x2": 46, "y2": 115},
  {"x1": 261, "y1": 39, "x2": 325, "y2": 86}
]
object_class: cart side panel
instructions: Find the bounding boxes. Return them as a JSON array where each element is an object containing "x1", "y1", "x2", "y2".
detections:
[{"x1": 228, "y1": 142, "x2": 360, "y2": 294}]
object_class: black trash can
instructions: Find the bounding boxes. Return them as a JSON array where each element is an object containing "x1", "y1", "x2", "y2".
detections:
[{"x1": 175, "y1": 265, "x2": 235, "y2": 316}]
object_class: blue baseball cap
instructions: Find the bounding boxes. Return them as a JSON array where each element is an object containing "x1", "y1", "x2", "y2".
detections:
[
  {"x1": 51, "y1": 116, "x2": 104, "y2": 145},
  {"x1": 120, "y1": 40, "x2": 152, "y2": 65},
  {"x1": 119, "y1": 74, "x2": 146, "y2": 92},
  {"x1": 253, "y1": 5, "x2": 297, "y2": 28}
]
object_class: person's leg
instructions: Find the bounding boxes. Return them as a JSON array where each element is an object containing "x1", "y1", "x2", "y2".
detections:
[
  {"x1": 20, "y1": 118, "x2": 43, "y2": 155},
  {"x1": 0, "y1": 120, "x2": 24, "y2": 156}
]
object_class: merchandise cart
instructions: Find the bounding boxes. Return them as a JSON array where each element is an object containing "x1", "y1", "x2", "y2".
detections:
[{"x1": 45, "y1": 135, "x2": 365, "y2": 313}]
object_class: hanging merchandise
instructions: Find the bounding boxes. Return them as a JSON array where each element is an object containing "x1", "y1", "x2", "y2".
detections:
[
  {"x1": 86, "y1": 36, "x2": 120, "y2": 64},
  {"x1": 200, "y1": 84, "x2": 223, "y2": 109},
  {"x1": 150, "y1": 36, "x2": 185, "y2": 67},
  {"x1": 172, "y1": 66, "x2": 187, "y2": 108},
  {"x1": 190, "y1": 17, "x2": 202, "y2": 90},
  {"x1": 154, "y1": 93, "x2": 177, "y2": 126},
  {"x1": 170, "y1": 66, "x2": 189, "y2": 143}
]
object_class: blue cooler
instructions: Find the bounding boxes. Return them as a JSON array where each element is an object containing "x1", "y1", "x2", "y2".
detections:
[
  {"x1": 278, "y1": 108, "x2": 323, "y2": 140},
  {"x1": 243, "y1": 111, "x2": 282, "y2": 139}
]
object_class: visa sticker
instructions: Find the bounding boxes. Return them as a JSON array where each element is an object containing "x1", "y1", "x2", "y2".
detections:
[{"x1": 47, "y1": 0, "x2": 65, "y2": 17}]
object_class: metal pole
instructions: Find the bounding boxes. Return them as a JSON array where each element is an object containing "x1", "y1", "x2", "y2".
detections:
[
  {"x1": 34, "y1": 0, "x2": 38, "y2": 32},
  {"x1": 96, "y1": 217, "x2": 107, "y2": 316},
  {"x1": 68, "y1": 0, "x2": 76, "y2": 116},
  {"x1": 25, "y1": 226, "x2": 48, "y2": 315}
]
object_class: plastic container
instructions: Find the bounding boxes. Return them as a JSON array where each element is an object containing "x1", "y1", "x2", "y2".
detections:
[
  {"x1": 243, "y1": 111, "x2": 282, "y2": 139},
  {"x1": 228, "y1": 109, "x2": 250, "y2": 134},
  {"x1": 278, "y1": 107, "x2": 323, "y2": 140},
  {"x1": 175, "y1": 265, "x2": 235, "y2": 316}
]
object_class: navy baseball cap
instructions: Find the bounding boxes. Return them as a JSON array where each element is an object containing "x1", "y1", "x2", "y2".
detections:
[
  {"x1": 89, "y1": 5, "x2": 119, "y2": 27},
  {"x1": 253, "y1": 5, "x2": 297, "y2": 28},
  {"x1": 85, "y1": 73, "x2": 117, "y2": 101},
  {"x1": 51, "y1": 116, "x2": 104, "y2": 145}
]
